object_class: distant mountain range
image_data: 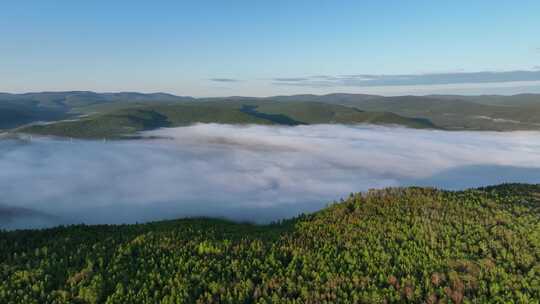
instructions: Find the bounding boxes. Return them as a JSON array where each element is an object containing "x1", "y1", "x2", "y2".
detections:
[{"x1": 1, "y1": 91, "x2": 539, "y2": 137}]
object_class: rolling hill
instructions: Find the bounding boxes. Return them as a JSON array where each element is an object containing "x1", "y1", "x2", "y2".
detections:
[
  {"x1": 0, "y1": 91, "x2": 192, "y2": 110},
  {"x1": 0, "y1": 104, "x2": 68, "y2": 129},
  {"x1": 18, "y1": 101, "x2": 435, "y2": 139},
  {"x1": 428, "y1": 94, "x2": 540, "y2": 107},
  {"x1": 0, "y1": 91, "x2": 192, "y2": 129},
  {"x1": 1, "y1": 183, "x2": 538, "y2": 303},
  {"x1": 274, "y1": 93, "x2": 540, "y2": 131},
  {"x1": 3, "y1": 91, "x2": 540, "y2": 135}
]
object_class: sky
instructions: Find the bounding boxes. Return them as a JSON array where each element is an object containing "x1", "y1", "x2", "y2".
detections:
[
  {"x1": 2, "y1": 124, "x2": 540, "y2": 229},
  {"x1": 1, "y1": 0, "x2": 539, "y2": 96}
]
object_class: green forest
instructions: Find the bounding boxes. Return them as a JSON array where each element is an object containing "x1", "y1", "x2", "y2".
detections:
[
  {"x1": 1, "y1": 184, "x2": 539, "y2": 303},
  {"x1": 3, "y1": 92, "x2": 540, "y2": 137},
  {"x1": 18, "y1": 101, "x2": 434, "y2": 139}
]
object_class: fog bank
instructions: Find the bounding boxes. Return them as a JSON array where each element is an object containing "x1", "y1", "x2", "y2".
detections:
[{"x1": 1, "y1": 124, "x2": 540, "y2": 229}]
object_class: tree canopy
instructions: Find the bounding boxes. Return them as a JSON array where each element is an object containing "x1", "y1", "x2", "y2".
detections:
[{"x1": 1, "y1": 184, "x2": 539, "y2": 303}]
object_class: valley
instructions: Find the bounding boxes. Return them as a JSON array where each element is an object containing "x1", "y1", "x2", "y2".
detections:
[{"x1": 1, "y1": 92, "x2": 539, "y2": 139}]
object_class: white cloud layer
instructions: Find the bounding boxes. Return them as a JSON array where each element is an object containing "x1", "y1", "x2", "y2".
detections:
[{"x1": 1, "y1": 124, "x2": 540, "y2": 229}]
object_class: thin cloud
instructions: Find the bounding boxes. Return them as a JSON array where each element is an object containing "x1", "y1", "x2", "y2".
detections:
[
  {"x1": 310, "y1": 75, "x2": 337, "y2": 80},
  {"x1": 273, "y1": 77, "x2": 311, "y2": 82},
  {"x1": 209, "y1": 78, "x2": 241, "y2": 82},
  {"x1": 273, "y1": 70, "x2": 540, "y2": 88},
  {"x1": 1, "y1": 124, "x2": 540, "y2": 230}
]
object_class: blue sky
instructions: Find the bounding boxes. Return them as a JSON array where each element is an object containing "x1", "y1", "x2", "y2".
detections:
[{"x1": 1, "y1": 0, "x2": 539, "y2": 96}]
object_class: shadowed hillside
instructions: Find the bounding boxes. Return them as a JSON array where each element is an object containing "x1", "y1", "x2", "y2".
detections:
[
  {"x1": 18, "y1": 101, "x2": 435, "y2": 138},
  {"x1": 3, "y1": 92, "x2": 540, "y2": 134}
]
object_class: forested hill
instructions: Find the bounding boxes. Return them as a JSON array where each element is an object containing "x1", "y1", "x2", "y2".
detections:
[
  {"x1": 2, "y1": 92, "x2": 540, "y2": 137},
  {"x1": 17, "y1": 101, "x2": 434, "y2": 139},
  {"x1": 1, "y1": 184, "x2": 539, "y2": 303}
]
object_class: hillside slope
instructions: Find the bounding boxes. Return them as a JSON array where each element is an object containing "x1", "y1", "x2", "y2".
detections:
[
  {"x1": 1, "y1": 184, "x2": 539, "y2": 303},
  {"x1": 429, "y1": 94, "x2": 540, "y2": 107},
  {"x1": 18, "y1": 101, "x2": 434, "y2": 138},
  {"x1": 0, "y1": 91, "x2": 191, "y2": 110},
  {"x1": 0, "y1": 103, "x2": 70, "y2": 129},
  {"x1": 4, "y1": 91, "x2": 540, "y2": 132},
  {"x1": 0, "y1": 91, "x2": 191, "y2": 129},
  {"x1": 281, "y1": 94, "x2": 540, "y2": 131}
]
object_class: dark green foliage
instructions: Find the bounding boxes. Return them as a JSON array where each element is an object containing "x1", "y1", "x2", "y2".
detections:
[
  {"x1": 21, "y1": 110, "x2": 172, "y2": 139},
  {"x1": 303, "y1": 94, "x2": 540, "y2": 131},
  {"x1": 239, "y1": 105, "x2": 305, "y2": 125},
  {"x1": 4, "y1": 91, "x2": 540, "y2": 133},
  {"x1": 0, "y1": 104, "x2": 69, "y2": 129},
  {"x1": 1, "y1": 184, "x2": 539, "y2": 303},
  {"x1": 0, "y1": 91, "x2": 191, "y2": 130},
  {"x1": 18, "y1": 101, "x2": 435, "y2": 139}
]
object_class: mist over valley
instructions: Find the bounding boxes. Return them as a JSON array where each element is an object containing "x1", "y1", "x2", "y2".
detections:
[{"x1": 2, "y1": 123, "x2": 539, "y2": 230}]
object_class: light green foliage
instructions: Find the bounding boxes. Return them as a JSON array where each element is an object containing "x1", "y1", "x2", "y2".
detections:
[
  {"x1": 0, "y1": 184, "x2": 539, "y2": 303},
  {"x1": 19, "y1": 101, "x2": 435, "y2": 139},
  {"x1": 4, "y1": 92, "x2": 540, "y2": 132}
]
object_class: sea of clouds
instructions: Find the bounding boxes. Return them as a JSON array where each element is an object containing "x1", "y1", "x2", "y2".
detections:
[{"x1": 1, "y1": 124, "x2": 540, "y2": 229}]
